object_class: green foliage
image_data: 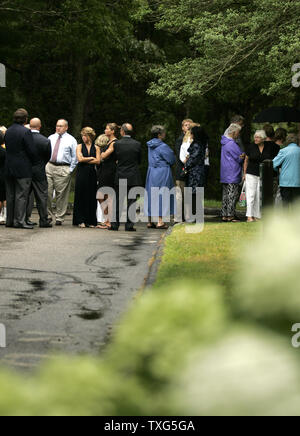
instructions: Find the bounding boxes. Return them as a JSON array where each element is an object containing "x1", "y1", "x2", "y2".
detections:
[
  {"x1": 173, "y1": 327, "x2": 300, "y2": 416},
  {"x1": 1, "y1": 0, "x2": 300, "y2": 403},
  {"x1": 107, "y1": 282, "x2": 227, "y2": 391},
  {"x1": 144, "y1": 0, "x2": 300, "y2": 103},
  {"x1": 233, "y1": 206, "x2": 300, "y2": 329}
]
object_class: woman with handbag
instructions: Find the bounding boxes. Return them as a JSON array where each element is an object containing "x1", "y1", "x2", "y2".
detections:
[{"x1": 220, "y1": 124, "x2": 245, "y2": 222}]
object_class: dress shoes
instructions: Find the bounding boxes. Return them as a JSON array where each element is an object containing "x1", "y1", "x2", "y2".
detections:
[
  {"x1": 14, "y1": 224, "x2": 34, "y2": 230},
  {"x1": 125, "y1": 228, "x2": 137, "y2": 232},
  {"x1": 55, "y1": 221, "x2": 62, "y2": 226},
  {"x1": 40, "y1": 223, "x2": 53, "y2": 228},
  {"x1": 108, "y1": 227, "x2": 119, "y2": 231},
  {"x1": 26, "y1": 221, "x2": 37, "y2": 226}
]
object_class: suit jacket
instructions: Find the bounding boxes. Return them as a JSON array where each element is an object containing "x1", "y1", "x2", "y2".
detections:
[
  {"x1": 31, "y1": 132, "x2": 52, "y2": 182},
  {"x1": 114, "y1": 136, "x2": 142, "y2": 187},
  {"x1": 5, "y1": 123, "x2": 37, "y2": 179}
]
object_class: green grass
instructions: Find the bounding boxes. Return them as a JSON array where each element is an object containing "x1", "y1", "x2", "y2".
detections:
[{"x1": 154, "y1": 222, "x2": 259, "y2": 292}]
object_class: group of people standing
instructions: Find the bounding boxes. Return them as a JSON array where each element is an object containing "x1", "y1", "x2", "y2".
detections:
[
  {"x1": 145, "y1": 122, "x2": 208, "y2": 227},
  {"x1": 3, "y1": 108, "x2": 296, "y2": 231},
  {"x1": 74, "y1": 122, "x2": 143, "y2": 231},
  {"x1": 1, "y1": 110, "x2": 81, "y2": 229},
  {"x1": 0, "y1": 111, "x2": 209, "y2": 231},
  {"x1": 221, "y1": 115, "x2": 300, "y2": 222},
  {"x1": 0, "y1": 110, "x2": 144, "y2": 231}
]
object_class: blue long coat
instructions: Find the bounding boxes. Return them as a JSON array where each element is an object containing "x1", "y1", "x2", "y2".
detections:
[{"x1": 144, "y1": 138, "x2": 176, "y2": 217}]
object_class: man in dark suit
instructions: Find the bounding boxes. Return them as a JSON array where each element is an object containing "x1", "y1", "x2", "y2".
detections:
[
  {"x1": 109, "y1": 123, "x2": 142, "y2": 232},
  {"x1": 27, "y1": 118, "x2": 52, "y2": 228},
  {"x1": 5, "y1": 109, "x2": 37, "y2": 229}
]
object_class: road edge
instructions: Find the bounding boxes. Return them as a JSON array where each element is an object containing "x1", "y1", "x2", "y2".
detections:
[{"x1": 136, "y1": 227, "x2": 172, "y2": 297}]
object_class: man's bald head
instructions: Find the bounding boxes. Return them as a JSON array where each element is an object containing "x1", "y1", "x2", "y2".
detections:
[
  {"x1": 30, "y1": 118, "x2": 42, "y2": 131},
  {"x1": 121, "y1": 123, "x2": 133, "y2": 137}
]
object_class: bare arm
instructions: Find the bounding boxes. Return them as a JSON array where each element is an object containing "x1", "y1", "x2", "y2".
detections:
[
  {"x1": 101, "y1": 143, "x2": 115, "y2": 161},
  {"x1": 87, "y1": 146, "x2": 101, "y2": 165},
  {"x1": 77, "y1": 144, "x2": 94, "y2": 163}
]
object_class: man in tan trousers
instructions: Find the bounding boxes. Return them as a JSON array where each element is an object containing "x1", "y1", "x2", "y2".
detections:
[{"x1": 46, "y1": 120, "x2": 78, "y2": 226}]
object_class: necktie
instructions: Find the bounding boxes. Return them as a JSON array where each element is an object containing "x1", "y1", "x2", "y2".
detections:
[{"x1": 51, "y1": 135, "x2": 62, "y2": 163}]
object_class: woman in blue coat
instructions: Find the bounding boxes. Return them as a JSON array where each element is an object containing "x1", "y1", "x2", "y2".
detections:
[{"x1": 145, "y1": 125, "x2": 176, "y2": 229}]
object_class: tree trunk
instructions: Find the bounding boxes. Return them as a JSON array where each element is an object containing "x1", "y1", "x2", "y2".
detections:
[{"x1": 72, "y1": 60, "x2": 89, "y2": 139}]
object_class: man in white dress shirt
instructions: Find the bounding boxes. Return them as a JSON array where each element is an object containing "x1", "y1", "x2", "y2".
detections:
[{"x1": 46, "y1": 119, "x2": 78, "y2": 225}]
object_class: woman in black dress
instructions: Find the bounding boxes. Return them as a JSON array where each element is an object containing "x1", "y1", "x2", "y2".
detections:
[
  {"x1": 96, "y1": 123, "x2": 119, "y2": 229},
  {"x1": 73, "y1": 127, "x2": 101, "y2": 228},
  {"x1": 0, "y1": 131, "x2": 6, "y2": 225}
]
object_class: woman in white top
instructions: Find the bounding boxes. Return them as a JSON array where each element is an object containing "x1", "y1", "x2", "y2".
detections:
[{"x1": 180, "y1": 123, "x2": 199, "y2": 164}]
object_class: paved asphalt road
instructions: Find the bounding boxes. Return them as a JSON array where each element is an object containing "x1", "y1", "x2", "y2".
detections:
[{"x1": 0, "y1": 213, "x2": 166, "y2": 371}]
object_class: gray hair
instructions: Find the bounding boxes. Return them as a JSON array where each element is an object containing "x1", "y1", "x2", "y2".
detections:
[
  {"x1": 57, "y1": 119, "x2": 69, "y2": 127},
  {"x1": 231, "y1": 115, "x2": 245, "y2": 124},
  {"x1": 254, "y1": 130, "x2": 267, "y2": 141},
  {"x1": 121, "y1": 123, "x2": 133, "y2": 136},
  {"x1": 151, "y1": 125, "x2": 166, "y2": 138},
  {"x1": 286, "y1": 133, "x2": 299, "y2": 145},
  {"x1": 227, "y1": 123, "x2": 242, "y2": 137}
]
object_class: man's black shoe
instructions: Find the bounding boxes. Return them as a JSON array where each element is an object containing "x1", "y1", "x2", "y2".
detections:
[
  {"x1": 40, "y1": 223, "x2": 53, "y2": 228},
  {"x1": 26, "y1": 221, "x2": 37, "y2": 226},
  {"x1": 108, "y1": 227, "x2": 119, "y2": 231},
  {"x1": 125, "y1": 228, "x2": 137, "y2": 232},
  {"x1": 55, "y1": 221, "x2": 62, "y2": 226},
  {"x1": 14, "y1": 224, "x2": 34, "y2": 230}
]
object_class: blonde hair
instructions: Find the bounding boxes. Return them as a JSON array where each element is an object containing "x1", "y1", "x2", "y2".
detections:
[
  {"x1": 95, "y1": 134, "x2": 109, "y2": 149},
  {"x1": 0, "y1": 126, "x2": 7, "y2": 134},
  {"x1": 182, "y1": 118, "x2": 194, "y2": 127},
  {"x1": 81, "y1": 127, "x2": 96, "y2": 142},
  {"x1": 183, "y1": 122, "x2": 200, "y2": 142}
]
